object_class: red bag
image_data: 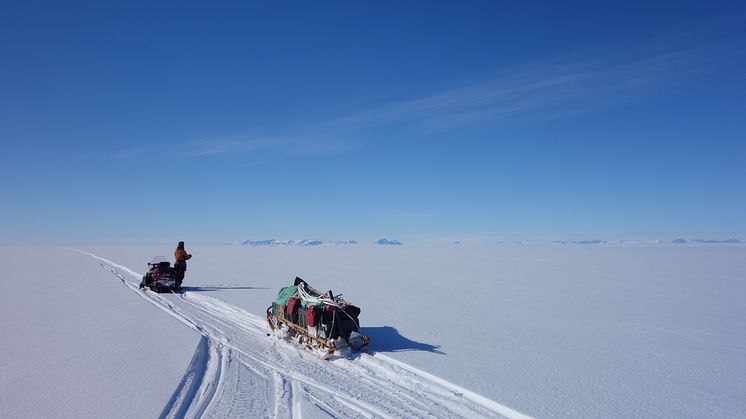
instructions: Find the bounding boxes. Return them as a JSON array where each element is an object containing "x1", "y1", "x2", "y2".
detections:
[
  {"x1": 306, "y1": 306, "x2": 317, "y2": 327},
  {"x1": 286, "y1": 296, "x2": 300, "y2": 322}
]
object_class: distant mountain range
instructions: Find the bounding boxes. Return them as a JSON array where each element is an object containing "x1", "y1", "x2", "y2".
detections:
[
  {"x1": 670, "y1": 238, "x2": 745, "y2": 244},
  {"x1": 553, "y1": 240, "x2": 607, "y2": 245},
  {"x1": 220, "y1": 237, "x2": 744, "y2": 246},
  {"x1": 542, "y1": 238, "x2": 744, "y2": 245},
  {"x1": 222, "y1": 239, "x2": 408, "y2": 246},
  {"x1": 227, "y1": 239, "x2": 360, "y2": 247},
  {"x1": 690, "y1": 238, "x2": 745, "y2": 244}
]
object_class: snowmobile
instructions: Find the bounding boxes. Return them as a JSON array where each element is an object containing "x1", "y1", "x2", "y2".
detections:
[
  {"x1": 267, "y1": 277, "x2": 370, "y2": 359},
  {"x1": 139, "y1": 257, "x2": 178, "y2": 293}
]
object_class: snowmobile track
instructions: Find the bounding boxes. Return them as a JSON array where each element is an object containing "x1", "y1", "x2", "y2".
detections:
[{"x1": 78, "y1": 250, "x2": 531, "y2": 419}]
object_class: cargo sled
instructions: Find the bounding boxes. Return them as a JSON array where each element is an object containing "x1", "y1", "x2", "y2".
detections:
[
  {"x1": 267, "y1": 277, "x2": 370, "y2": 359},
  {"x1": 139, "y1": 257, "x2": 178, "y2": 293}
]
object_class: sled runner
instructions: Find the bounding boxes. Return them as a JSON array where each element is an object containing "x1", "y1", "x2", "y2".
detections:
[
  {"x1": 267, "y1": 277, "x2": 370, "y2": 359},
  {"x1": 139, "y1": 257, "x2": 178, "y2": 293}
]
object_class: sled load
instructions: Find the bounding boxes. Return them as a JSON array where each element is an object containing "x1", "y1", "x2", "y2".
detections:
[
  {"x1": 139, "y1": 257, "x2": 178, "y2": 293},
  {"x1": 267, "y1": 277, "x2": 370, "y2": 359}
]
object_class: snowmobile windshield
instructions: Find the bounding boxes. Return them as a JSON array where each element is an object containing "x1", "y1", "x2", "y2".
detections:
[{"x1": 150, "y1": 256, "x2": 168, "y2": 264}]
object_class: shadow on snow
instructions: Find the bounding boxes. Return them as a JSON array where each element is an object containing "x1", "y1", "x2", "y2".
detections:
[{"x1": 361, "y1": 326, "x2": 445, "y2": 355}]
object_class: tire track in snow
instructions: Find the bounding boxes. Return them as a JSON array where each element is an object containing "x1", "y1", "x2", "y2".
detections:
[
  {"x1": 81, "y1": 252, "x2": 226, "y2": 419},
  {"x1": 158, "y1": 336, "x2": 210, "y2": 419},
  {"x1": 78, "y1": 250, "x2": 531, "y2": 419},
  {"x1": 81, "y1": 251, "x2": 307, "y2": 418}
]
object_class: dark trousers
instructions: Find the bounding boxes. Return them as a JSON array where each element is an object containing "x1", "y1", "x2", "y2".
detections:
[{"x1": 174, "y1": 261, "x2": 187, "y2": 284}]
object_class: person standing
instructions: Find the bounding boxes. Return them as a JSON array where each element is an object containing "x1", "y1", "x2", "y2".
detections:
[{"x1": 174, "y1": 241, "x2": 192, "y2": 290}]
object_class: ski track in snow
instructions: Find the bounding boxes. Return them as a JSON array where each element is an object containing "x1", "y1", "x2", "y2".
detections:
[{"x1": 78, "y1": 250, "x2": 530, "y2": 419}]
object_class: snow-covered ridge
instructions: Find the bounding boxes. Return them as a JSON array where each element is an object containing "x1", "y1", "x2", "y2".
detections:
[
  {"x1": 553, "y1": 240, "x2": 608, "y2": 245},
  {"x1": 376, "y1": 238, "x2": 402, "y2": 245},
  {"x1": 484, "y1": 238, "x2": 746, "y2": 246},
  {"x1": 551, "y1": 238, "x2": 746, "y2": 245},
  {"x1": 223, "y1": 238, "x2": 408, "y2": 246},
  {"x1": 689, "y1": 238, "x2": 745, "y2": 244},
  {"x1": 222, "y1": 238, "x2": 745, "y2": 246},
  {"x1": 222, "y1": 239, "x2": 360, "y2": 247}
]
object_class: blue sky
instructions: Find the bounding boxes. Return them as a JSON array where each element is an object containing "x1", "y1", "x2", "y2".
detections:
[{"x1": 2, "y1": 1, "x2": 745, "y2": 244}]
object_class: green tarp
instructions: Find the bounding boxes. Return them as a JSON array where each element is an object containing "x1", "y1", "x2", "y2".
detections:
[
  {"x1": 274, "y1": 286, "x2": 298, "y2": 305},
  {"x1": 300, "y1": 299, "x2": 323, "y2": 308},
  {"x1": 274, "y1": 284, "x2": 326, "y2": 309}
]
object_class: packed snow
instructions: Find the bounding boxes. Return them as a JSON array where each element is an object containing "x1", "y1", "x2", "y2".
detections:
[
  {"x1": 2, "y1": 244, "x2": 745, "y2": 418},
  {"x1": 0, "y1": 248, "x2": 199, "y2": 418}
]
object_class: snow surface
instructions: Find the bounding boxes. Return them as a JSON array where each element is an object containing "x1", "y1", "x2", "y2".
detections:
[
  {"x1": 2, "y1": 245, "x2": 745, "y2": 418},
  {"x1": 0, "y1": 247, "x2": 199, "y2": 419}
]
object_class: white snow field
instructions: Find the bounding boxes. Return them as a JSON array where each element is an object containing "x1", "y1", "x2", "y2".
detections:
[{"x1": 2, "y1": 245, "x2": 745, "y2": 418}]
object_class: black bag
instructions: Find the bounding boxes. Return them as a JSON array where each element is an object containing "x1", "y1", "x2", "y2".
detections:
[
  {"x1": 343, "y1": 305, "x2": 361, "y2": 318},
  {"x1": 339, "y1": 306, "x2": 360, "y2": 340},
  {"x1": 321, "y1": 306, "x2": 341, "y2": 339}
]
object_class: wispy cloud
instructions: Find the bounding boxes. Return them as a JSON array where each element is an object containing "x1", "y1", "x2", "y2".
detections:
[
  {"x1": 320, "y1": 33, "x2": 744, "y2": 132},
  {"x1": 117, "y1": 135, "x2": 360, "y2": 159},
  {"x1": 185, "y1": 136, "x2": 288, "y2": 156},
  {"x1": 113, "y1": 144, "x2": 162, "y2": 159},
  {"x1": 191, "y1": 135, "x2": 361, "y2": 157},
  {"x1": 118, "y1": 27, "x2": 743, "y2": 159},
  {"x1": 321, "y1": 47, "x2": 713, "y2": 132}
]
